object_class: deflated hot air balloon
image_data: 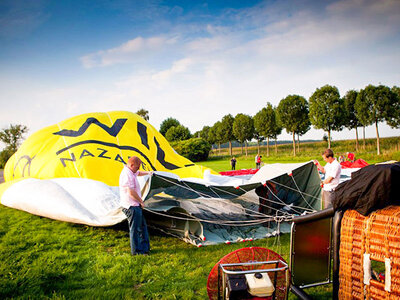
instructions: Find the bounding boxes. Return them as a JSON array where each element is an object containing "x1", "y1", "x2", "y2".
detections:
[{"x1": 0, "y1": 111, "x2": 322, "y2": 246}]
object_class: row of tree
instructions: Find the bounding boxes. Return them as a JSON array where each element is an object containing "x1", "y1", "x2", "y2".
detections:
[{"x1": 151, "y1": 84, "x2": 399, "y2": 157}]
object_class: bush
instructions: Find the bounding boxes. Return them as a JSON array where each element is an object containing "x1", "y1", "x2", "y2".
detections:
[
  {"x1": 171, "y1": 138, "x2": 211, "y2": 162},
  {"x1": 0, "y1": 148, "x2": 14, "y2": 169}
]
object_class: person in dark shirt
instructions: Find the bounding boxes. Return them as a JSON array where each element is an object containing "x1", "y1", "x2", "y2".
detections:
[{"x1": 230, "y1": 157, "x2": 237, "y2": 170}]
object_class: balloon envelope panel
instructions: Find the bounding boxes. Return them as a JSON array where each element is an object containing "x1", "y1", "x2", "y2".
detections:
[{"x1": 4, "y1": 111, "x2": 211, "y2": 186}]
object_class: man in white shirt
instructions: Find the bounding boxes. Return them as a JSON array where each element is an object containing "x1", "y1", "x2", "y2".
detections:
[
  {"x1": 315, "y1": 149, "x2": 341, "y2": 208},
  {"x1": 119, "y1": 156, "x2": 152, "y2": 255}
]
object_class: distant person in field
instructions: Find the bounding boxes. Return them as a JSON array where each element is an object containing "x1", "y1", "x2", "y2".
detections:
[
  {"x1": 230, "y1": 157, "x2": 237, "y2": 170},
  {"x1": 257, "y1": 155, "x2": 262, "y2": 169},
  {"x1": 314, "y1": 149, "x2": 341, "y2": 208},
  {"x1": 255, "y1": 154, "x2": 260, "y2": 169},
  {"x1": 346, "y1": 152, "x2": 355, "y2": 162},
  {"x1": 119, "y1": 156, "x2": 152, "y2": 255}
]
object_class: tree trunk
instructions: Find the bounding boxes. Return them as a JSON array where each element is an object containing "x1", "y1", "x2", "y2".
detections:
[
  {"x1": 363, "y1": 126, "x2": 366, "y2": 150},
  {"x1": 292, "y1": 132, "x2": 296, "y2": 156},
  {"x1": 229, "y1": 141, "x2": 232, "y2": 156},
  {"x1": 267, "y1": 137, "x2": 270, "y2": 157},
  {"x1": 245, "y1": 140, "x2": 248, "y2": 157},
  {"x1": 257, "y1": 140, "x2": 260, "y2": 155},
  {"x1": 241, "y1": 143, "x2": 244, "y2": 155},
  {"x1": 275, "y1": 138, "x2": 278, "y2": 154},
  {"x1": 355, "y1": 128, "x2": 359, "y2": 152},
  {"x1": 328, "y1": 131, "x2": 331, "y2": 149},
  {"x1": 375, "y1": 121, "x2": 380, "y2": 155},
  {"x1": 297, "y1": 134, "x2": 300, "y2": 153},
  {"x1": 218, "y1": 143, "x2": 221, "y2": 155}
]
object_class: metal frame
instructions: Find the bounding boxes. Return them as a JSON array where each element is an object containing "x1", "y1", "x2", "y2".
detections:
[
  {"x1": 218, "y1": 260, "x2": 289, "y2": 300},
  {"x1": 289, "y1": 207, "x2": 340, "y2": 300}
]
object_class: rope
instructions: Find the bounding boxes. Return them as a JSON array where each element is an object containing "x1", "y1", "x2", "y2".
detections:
[
  {"x1": 149, "y1": 173, "x2": 316, "y2": 226},
  {"x1": 154, "y1": 175, "x2": 270, "y2": 218},
  {"x1": 288, "y1": 175, "x2": 316, "y2": 211},
  {"x1": 143, "y1": 207, "x2": 285, "y2": 226}
]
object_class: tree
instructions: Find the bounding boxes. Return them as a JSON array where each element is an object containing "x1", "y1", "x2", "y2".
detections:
[
  {"x1": 135, "y1": 108, "x2": 149, "y2": 121},
  {"x1": 194, "y1": 126, "x2": 210, "y2": 141},
  {"x1": 0, "y1": 124, "x2": 28, "y2": 168},
  {"x1": 207, "y1": 124, "x2": 218, "y2": 152},
  {"x1": 254, "y1": 103, "x2": 280, "y2": 157},
  {"x1": 277, "y1": 95, "x2": 310, "y2": 156},
  {"x1": 165, "y1": 125, "x2": 191, "y2": 142},
  {"x1": 309, "y1": 85, "x2": 345, "y2": 149},
  {"x1": 233, "y1": 113, "x2": 254, "y2": 156},
  {"x1": 387, "y1": 86, "x2": 400, "y2": 129},
  {"x1": 220, "y1": 114, "x2": 235, "y2": 156},
  {"x1": 271, "y1": 108, "x2": 283, "y2": 154},
  {"x1": 343, "y1": 90, "x2": 362, "y2": 151},
  {"x1": 159, "y1": 118, "x2": 180, "y2": 136},
  {"x1": 0, "y1": 124, "x2": 28, "y2": 153},
  {"x1": 354, "y1": 89, "x2": 370, "y2": 149},
  {"x1": 210, "y1": 121, "x2": 224, "y2": 154},
  {"x1": 355, "y1": 84, "x2": 396, "y2": 155},
  {"x1": 294, "y1": 104, "x2": 311, "y2": 154}
]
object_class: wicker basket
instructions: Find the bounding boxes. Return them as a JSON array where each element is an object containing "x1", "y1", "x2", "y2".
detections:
[{"x1": 339, "y1": 206, "x2": 400, "y2": 299}]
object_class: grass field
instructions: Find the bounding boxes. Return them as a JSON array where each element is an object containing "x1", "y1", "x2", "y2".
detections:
[{"x1": 0, "y1": 136, "x2": 399, "y2": 299}]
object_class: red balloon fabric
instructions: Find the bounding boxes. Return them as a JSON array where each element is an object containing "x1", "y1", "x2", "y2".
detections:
[{"x1": 340, "y1": 159, "x2": 369, "y2": 169}]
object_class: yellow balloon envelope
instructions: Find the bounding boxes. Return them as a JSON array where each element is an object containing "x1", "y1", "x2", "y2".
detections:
[{"x1": 4, "y1": 111, "x2": 213, "y2": 186}]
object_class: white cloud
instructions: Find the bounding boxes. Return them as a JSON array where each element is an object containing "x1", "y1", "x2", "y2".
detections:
[
  {"x1": 80, "y1": 36, "x2": 179, "y2": 68},
  {"x1": 2, "y1": 0, "x2": 400, "y2": 144}
]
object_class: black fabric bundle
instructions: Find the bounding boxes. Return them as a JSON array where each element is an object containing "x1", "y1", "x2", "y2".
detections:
[{"x1": 332, "y1": 162, "x2": 400, "y2": 216}]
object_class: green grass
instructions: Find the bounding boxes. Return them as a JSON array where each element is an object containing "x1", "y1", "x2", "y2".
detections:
[
  {"x1": 1, "y1": 136, "x2": 398, "y2": 299},
  {"x1": 0, "y1": 205, "x2": 332, "y2": 299}
]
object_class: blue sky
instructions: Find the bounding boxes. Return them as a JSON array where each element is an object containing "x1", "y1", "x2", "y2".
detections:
[{"x1": 0, "y1": 0, "x2": 399, "y2": 144}]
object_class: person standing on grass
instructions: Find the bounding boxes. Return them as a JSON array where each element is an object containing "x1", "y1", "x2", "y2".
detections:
[
  {"x1": 230, "y1": 156, "x2": 237, "y2": 170},
  {"x1": 314, "y1": 149, "x2": 341, "y2": 209},
  {"x1": 119, "y1": 156, "x2": 152, "y2": 255}
]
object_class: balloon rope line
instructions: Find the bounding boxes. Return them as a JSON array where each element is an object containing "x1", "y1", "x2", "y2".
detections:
[
  {"x1": 154, "y1": 175, "x2": 270, "y2": 218},
  {"x1": 269, "y1": 178, "x2": 321, "y2": 201},
  {"x1": 209, "y1": 187, "x2": 223, "y2": 199},
  {"x1": 260, "y1": 184, "x2": 309, "y2": 215},
  {"x1": 289, "y1": 175, "x2": 315, "y2": 210},
  {"x1": 153, "y1": 174, "x2": 313, "y2": 223},
  {"x1": 143, "y1": 207, "x2": 280, "y2": 225},
  {"x1": 237, "y1": 185, "x2": 315, "y2": 213}
]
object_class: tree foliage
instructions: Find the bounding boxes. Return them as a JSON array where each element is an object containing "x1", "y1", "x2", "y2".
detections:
[
  {"x1": 344, "y1": 89, "x2": 362, "y2": 150},
  {"x1": 355, "y1": 84, "x2": 397, "y2": 155},
  {"x1": 309, "y1": 85, "x2": 345, "y2": 148},
  {"x1": 344, "y1": 90, "x2": 361, "y2": 130},
  {"x1": 135, "y1": 108, "x2": 149, "y2": 121},
  {"x1": 233, "y1": 113, "x2": 254, "y2": 156},
  {"x1": 220, "y1": 114, "x2": 235, "y2": 155},
  {"x1": 171, "y1": 138, "x2": 211, "y2": 162},
  {"x1": 165, "y1": 125, "x2": 191, "y2": 142},
  {"x1": 387, "y1": 86, "x2": 400, "y2": 128},
  {"x1": 0, "y1": 124, "x2": 28, "y2": 168},
  {"x1": 159, "y1": 118, "x2": 180, "y2": 136},
  {"x1": 0, "y1": 124, "x2": 28, "y2": 153},
  {"x1": 254, "y1": 103, "x2": 281, "y2": 156},
  {"x1": 277, "y1": 95, "x2": 309, "y2": 156}
]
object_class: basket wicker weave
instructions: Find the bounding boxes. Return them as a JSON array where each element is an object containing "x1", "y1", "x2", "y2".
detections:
[{"x1": 339, "y1": 206, "x2": 400, "y2": 299}]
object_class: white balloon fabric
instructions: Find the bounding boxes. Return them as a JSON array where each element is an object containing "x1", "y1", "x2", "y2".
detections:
[{"x1": 1, "y1": 178, "x2": 125, "y2": 226}]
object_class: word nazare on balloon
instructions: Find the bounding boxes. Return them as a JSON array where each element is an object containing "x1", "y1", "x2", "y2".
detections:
[{"x1": 57, "y1": 146, "x2": 152, "y2": 171}]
